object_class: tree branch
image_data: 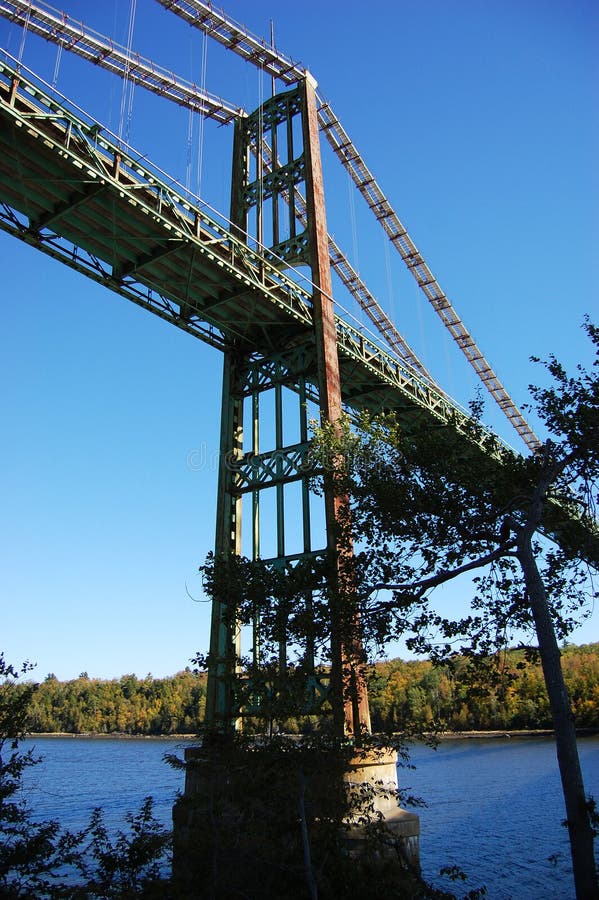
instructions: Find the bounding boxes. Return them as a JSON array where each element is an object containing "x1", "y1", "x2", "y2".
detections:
[{"x1": 368, "y1": 541, "x2": 517, "y2": 597}]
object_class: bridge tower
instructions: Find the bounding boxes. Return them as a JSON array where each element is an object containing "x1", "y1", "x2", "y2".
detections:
[{"x1": 204, "y1": 75, "x2": 371, "y2": 739}]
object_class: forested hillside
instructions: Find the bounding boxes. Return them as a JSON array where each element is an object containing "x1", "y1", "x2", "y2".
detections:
[
  {"x1": 27, "y1": 669, "x2": 206, "y2": 735},
  {"x1": 368, "y1": 643, "x2": 599, "y2": 732},
  {"x1": 18, "y1": 643, "x2": 599, "y2": 735}
]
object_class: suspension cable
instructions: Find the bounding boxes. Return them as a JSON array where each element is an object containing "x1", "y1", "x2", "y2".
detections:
[
  {"x1": 118, "y1": 0, "x2": 137, "y2": 145},
  {"x1": 347, "y1": 169, "x2": 361, "y2": 325},
  {"x1": 51, "y1": 37, "x2": 61, "y2": 91},
  {"x1": 257, "y1": 59, "x2": 264, "y2": 248},
  {"x1": 16, "y1": 0, "x2": 29, "y2": 65},
  {"x1": 197, "y1": 27, "x2": 208, "y2": 198}
]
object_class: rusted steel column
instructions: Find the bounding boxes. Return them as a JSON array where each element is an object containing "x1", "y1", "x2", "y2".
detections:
[
  {"x1": 301, "y1": 75, "x2": 371, "y2": 738},
  {"x1": 301, "y1": 75, "x2": 342, "y2": 424},
  {"x1": 9, "y1": 76, "x2": 19, "y2": 106},
  {"x1": 229, "y1": 117, "x2": 249, "y2": 242}
]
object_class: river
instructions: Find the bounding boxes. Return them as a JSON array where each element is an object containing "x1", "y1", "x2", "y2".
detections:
[{"x1": 21, "y1": 733, "x2": 598, "y2": 898}]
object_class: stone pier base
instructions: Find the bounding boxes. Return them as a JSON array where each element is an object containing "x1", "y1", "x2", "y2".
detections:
[
  {"x1": 172, "y1": 741, "x2": 420, "y2": 897},
  {"x1": 341, "y1": 751, "x2": 420, "y2": 869}
]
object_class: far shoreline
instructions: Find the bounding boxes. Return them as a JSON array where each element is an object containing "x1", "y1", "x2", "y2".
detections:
[
  {"x1": 25, "y1": 728, "x2": 599, "y2": 741},
  {"x1": 434, "y1": 727, "x2": 598, "y2": 740}
]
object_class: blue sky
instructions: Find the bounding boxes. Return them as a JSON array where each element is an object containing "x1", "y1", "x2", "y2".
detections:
[{"x1": 1, "y1": 0, "x2": 597, "y2": 680}]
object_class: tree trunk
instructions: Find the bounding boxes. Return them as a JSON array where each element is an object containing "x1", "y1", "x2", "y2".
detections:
[{"x1": 518, "y1": 538, "x2": 598, "y2": 899}]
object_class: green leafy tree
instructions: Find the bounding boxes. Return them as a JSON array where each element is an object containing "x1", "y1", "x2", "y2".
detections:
[
  {"x1": 0, "y1": 653, "x2": 81, "y2": 898},
  {"x1": 73, "y1": 799, "x2": 171, "y2": 898},
  {"x1": 314, "y1": 321, "x2": 599, "y2": 898},
  {"x1": 26, "y1": 671, "x2": 207, "y2": 736},
  {"x1": 0, "y1": 654, "x2": 171, "y2": 897}
]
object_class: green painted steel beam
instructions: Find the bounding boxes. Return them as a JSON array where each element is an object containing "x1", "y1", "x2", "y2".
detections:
[{"x1": 231, "y1": 442, "x2": 312, "y2": 493}]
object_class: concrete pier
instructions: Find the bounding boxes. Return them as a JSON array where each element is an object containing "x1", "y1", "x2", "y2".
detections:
[
  {"x1": 173, "y1": 742, "x2": 420, "y2": 895},
  {"x1": 342, "y1": 750, "x2": 420, "y2": 868}
]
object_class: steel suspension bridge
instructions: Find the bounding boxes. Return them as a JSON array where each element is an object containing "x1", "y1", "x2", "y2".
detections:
[{"x1": 0, "y1": 0, "x2": 594, "y2": 733}]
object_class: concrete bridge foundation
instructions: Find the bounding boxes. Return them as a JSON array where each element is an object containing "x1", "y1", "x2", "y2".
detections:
[{"x1": 172, "y1": 742, "x2": 420, "y2": 896}]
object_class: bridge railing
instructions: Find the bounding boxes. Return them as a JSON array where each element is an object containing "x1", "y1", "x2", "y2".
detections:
[{"x1": 0, "y1": 56, "x2": 314, "y2": 320}]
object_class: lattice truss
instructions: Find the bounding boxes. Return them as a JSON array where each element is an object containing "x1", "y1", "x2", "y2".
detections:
[
  {"x1": 217, "y1": 345, "x2": 334, "y2": 718},
  {"x1": 0, "y1": 0, "x2": 540, "y2": 451}
]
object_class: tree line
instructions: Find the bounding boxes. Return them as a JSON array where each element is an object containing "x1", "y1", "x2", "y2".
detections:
[
  {"x1": 20, "y1": 643, "x2": 598, "y2": 736},
  {"x1": 26, "y1": 669, "x2": 207, "y2": 735},
  {"x1": 368, "y1": 642, "x2": 599, "y2": 732}
]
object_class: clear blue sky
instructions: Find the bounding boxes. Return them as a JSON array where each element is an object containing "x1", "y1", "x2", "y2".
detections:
[{"x1": 1, "y1": 0, "x2": 597, "y2": 680}]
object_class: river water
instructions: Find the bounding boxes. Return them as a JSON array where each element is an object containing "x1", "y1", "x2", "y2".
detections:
[{"x1": 21, "y1": 734, "x2": 598, "y2": 898}]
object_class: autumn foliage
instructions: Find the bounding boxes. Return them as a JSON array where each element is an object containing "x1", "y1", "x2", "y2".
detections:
[
  {"x1": 368, "y1": 643, "x2": 599, "y2": 733},
  {"x1": 15, "y1": 644, "x2": 599, "y2": 736}
]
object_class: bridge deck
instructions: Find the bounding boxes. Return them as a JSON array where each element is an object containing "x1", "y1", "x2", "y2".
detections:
[
  {"x1": 0, "y1": 59, "x2": 597, "y2": 567},
  {"x1": 0, "y1": 59, "x2": 465, "y2": 434}
]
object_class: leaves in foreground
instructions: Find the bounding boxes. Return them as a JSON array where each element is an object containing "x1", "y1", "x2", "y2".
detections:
[{"x1": 1, "y1": 652, "x2": 171, "y2": 898}]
